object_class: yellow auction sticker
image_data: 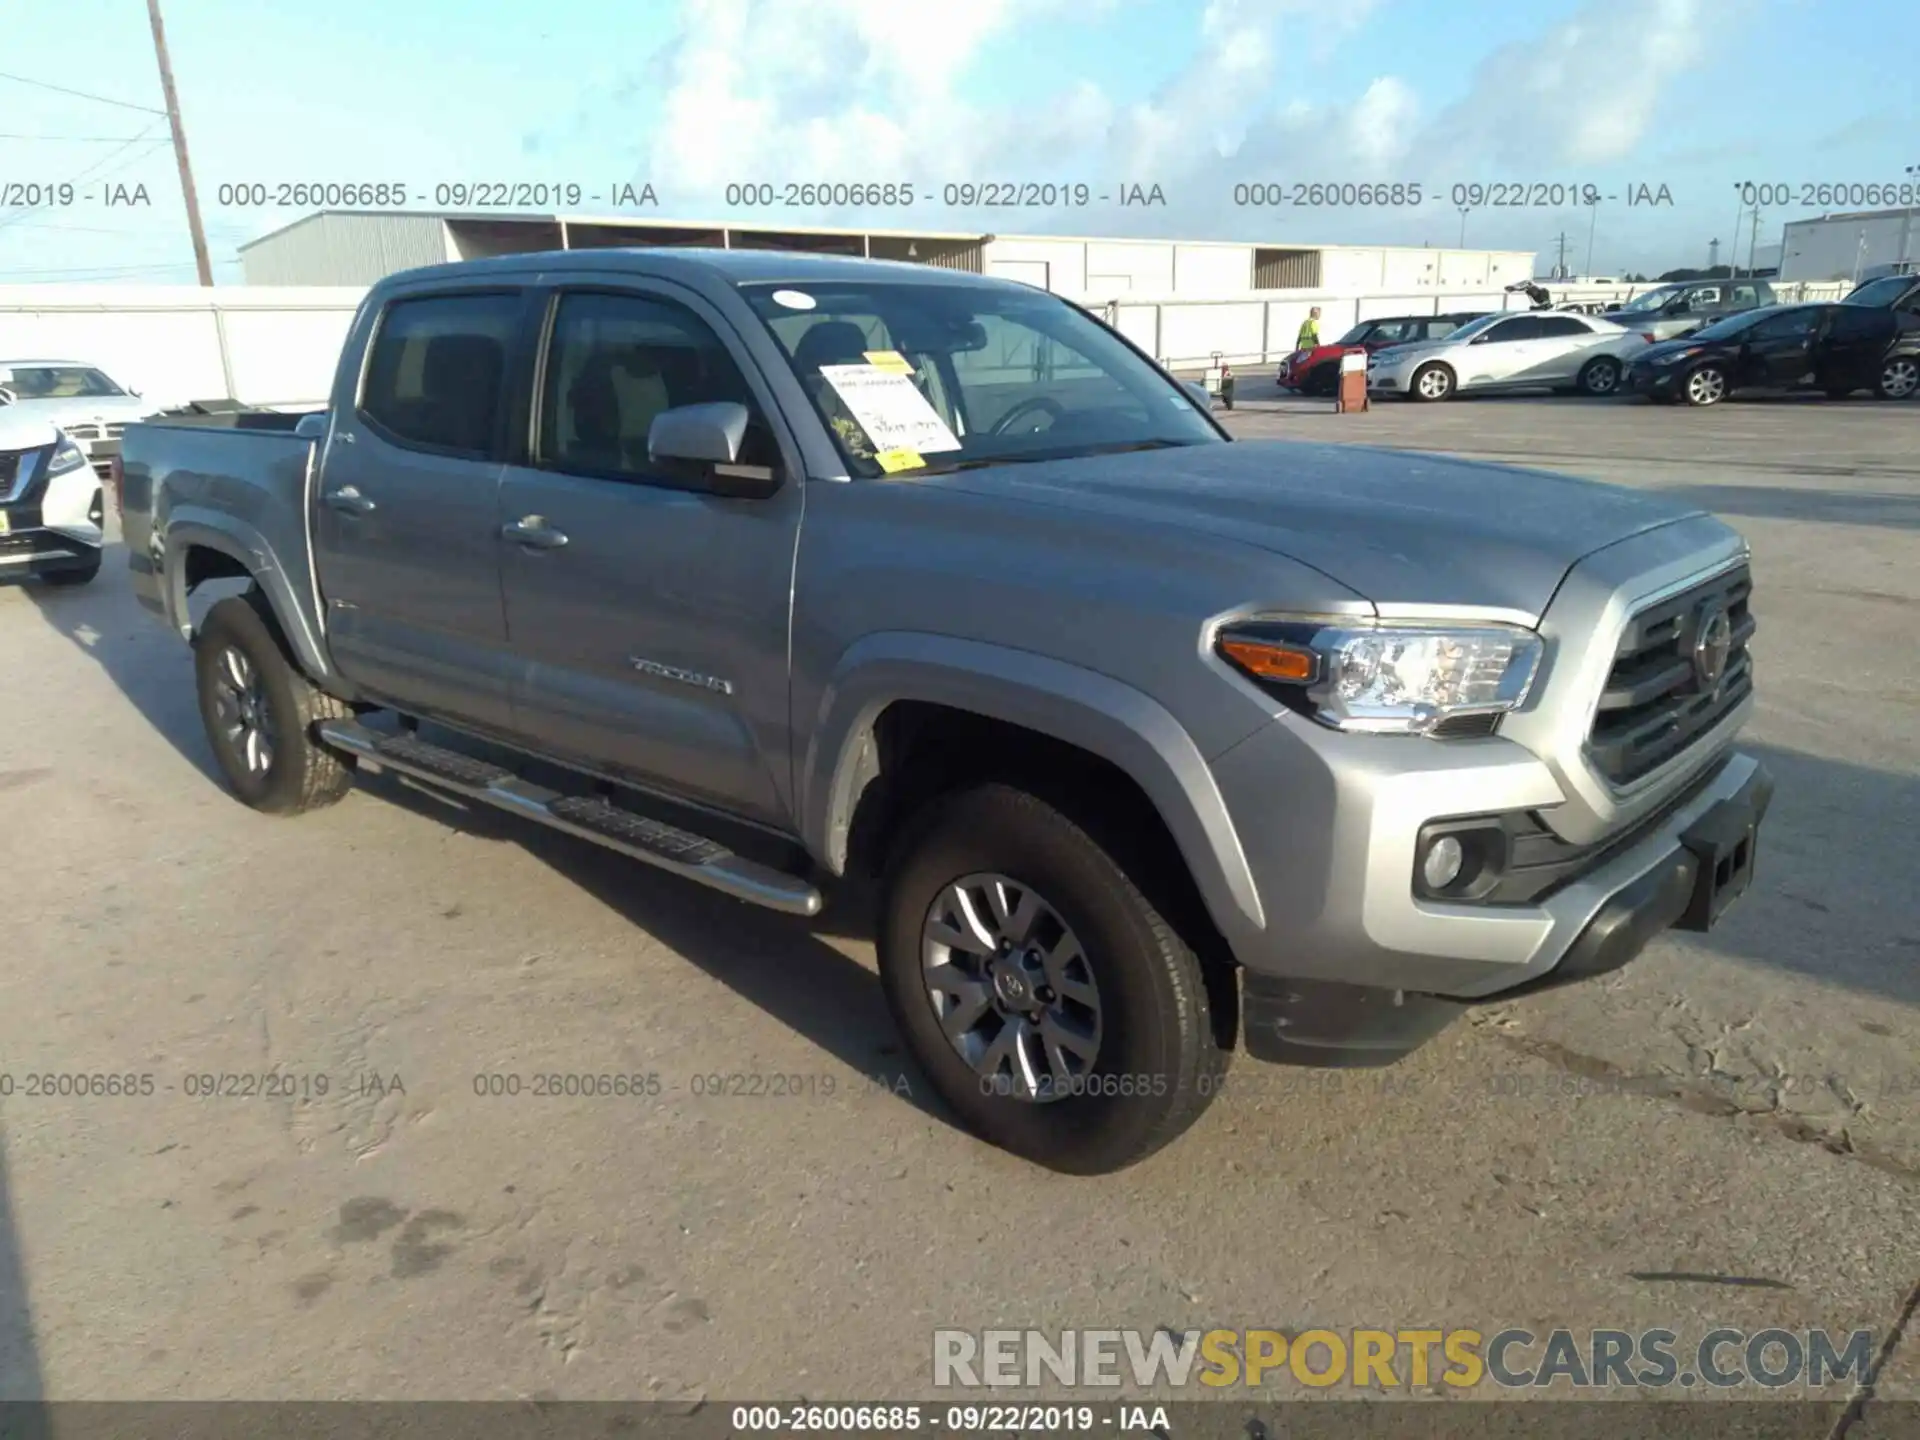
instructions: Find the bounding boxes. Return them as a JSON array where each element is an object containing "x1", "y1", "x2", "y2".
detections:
[
  {"x1": 863, "y1": 350, "x2": 914, "y2": 374},
  {"x1": 875, "y1": 448, "x2": 924, "y2": 473}
]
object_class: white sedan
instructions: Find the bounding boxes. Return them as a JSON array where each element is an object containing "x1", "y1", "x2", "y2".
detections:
[{"x1": 1366, "y1": 311, "x2": 1650, "y2": 401}]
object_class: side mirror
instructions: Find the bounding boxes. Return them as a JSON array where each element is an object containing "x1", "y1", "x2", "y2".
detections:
[
  {"x1": 648, "y1": 402, "x2": 780, "y2": 499},
  {"x1": 1183, "y1": 380, "x2": 1213, "y2": 410},
  {"x1": 294, "y1": 412, "x2": 328, "y2": 440}
]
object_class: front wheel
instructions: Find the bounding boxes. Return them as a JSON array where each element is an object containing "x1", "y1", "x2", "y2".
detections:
[
  {"x1": 194, "y1": 595, "x2": 355, "y2": 815},
  {"x1": 1877, "y1": 356, "x2": 1919, "y2": 400},
  {"x1": 877, "y1": 784, "x2": 1226, "y2": 1174},
  {"x1": 1410, "y1": 362, "x2": 1455, "y2": 402},
  {"x1": 1578, "y1": 356, "x2": 1622, "y2": 396},
  {"x1": 1681, "y1": 365, "x2": 1728, "y2": 406}
]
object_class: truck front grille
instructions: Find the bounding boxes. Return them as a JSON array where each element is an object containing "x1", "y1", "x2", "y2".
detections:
[{"x1": 1587, "y1": 564, "x2": 1754, "y2": 787}]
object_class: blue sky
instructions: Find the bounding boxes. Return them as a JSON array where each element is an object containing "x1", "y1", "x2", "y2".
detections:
[{"x1": 0, "y1": 0, "x2": 1913, "y2": 285}]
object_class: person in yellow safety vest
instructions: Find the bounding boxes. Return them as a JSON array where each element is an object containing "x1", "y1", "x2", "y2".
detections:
[{"x1": 1296, "y1": 306, "x2": 1322, "y2": 349}]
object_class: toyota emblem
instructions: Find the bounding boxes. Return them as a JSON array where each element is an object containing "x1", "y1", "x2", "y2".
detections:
[{"x1": 1692, "y1": 604, "x2": 1733, "y2": 690}]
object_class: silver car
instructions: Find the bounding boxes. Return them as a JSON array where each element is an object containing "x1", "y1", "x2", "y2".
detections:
[{"x1": 1368, "y1": 311, "x2": 1650, "y2": 401}]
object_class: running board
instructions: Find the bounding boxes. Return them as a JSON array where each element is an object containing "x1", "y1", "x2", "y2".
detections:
[{"x1": 315, "y1": 719, "x2": 822, "y2": 917}]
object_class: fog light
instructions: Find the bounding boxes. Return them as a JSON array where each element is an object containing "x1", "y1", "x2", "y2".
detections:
[{"x1": 1421, "y1": 835, "x2": 1465, "y2": 892}]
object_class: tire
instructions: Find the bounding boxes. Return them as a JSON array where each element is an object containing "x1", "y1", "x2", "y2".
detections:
[
  {"x1": 1409, "y1": 362, "x2": 1455, "y2": 402},
  {"x1": 193, "y1": 594, "x2": 355, "y2": 815},
  {"x1": 1577, "y1": 355, "x2": 1622, "y2": 396},
  {"x1": 1877, "y1": 355, "x2": 1919, "y2": 401},
  {"x1": 40, "y1": 551, "x2": 102, "y2": 586},
  {"x1": 1306, "y1": 364, "x2": 1338, "y2": 398},
  {"x1": 1680, "y1": 365, "x2": 1728, "y2": 407},
  {"x1": 877, "y1": 784, "x2": 1226, "y2": 1174}
]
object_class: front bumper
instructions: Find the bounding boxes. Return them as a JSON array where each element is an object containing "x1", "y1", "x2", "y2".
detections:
[
  {"x1": 1238, "y1": 754, "x2": 1772, "y2": 1065},
  {"x1": 1624, "y1": 363, "x2": 1684, "y2": 398}
]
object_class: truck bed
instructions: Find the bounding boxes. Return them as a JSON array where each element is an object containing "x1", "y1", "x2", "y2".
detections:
[{"x1": 120, "y1": 419, "x2": 326, "y2": 667}]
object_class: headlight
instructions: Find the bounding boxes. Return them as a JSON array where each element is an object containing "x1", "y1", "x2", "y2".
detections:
[
  {"x1": 1653, "y1": 347, "x2": 1699, "y2": 366},
  {"x1": 47, "y1": 436, "x2": 89, "y2": 477},
  {"x1": 1216, "y1": 618, "x2": 1544, "y2": 735}
]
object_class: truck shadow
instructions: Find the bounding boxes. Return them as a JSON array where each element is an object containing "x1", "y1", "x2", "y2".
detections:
[{"x1": 17, "y1": 555, "x2": 956, "y2": 1135}]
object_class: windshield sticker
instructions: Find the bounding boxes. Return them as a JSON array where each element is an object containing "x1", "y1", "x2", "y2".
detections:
[
  {"x1": 818, "y1": 364, "x2": 962, "y2": 456},
  {"x1": 875, "y1": 448, "x2": 924, "y2": 473},
  {"x1": 862, "y1": 349, "x2": 914, "y2": 374},
  {"x1": 770, "y1": 289, "x2": 817, "y2": 310}
]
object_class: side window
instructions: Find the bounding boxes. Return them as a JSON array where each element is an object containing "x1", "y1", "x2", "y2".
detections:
[
  {"x1": 1485, "y1": 316, "x2": 1542, "y2": 342},
  {"x1": 1426, "y1": 319, "x2": 1463, "y2": 339},
  {"x1": 1826, "y1": 306, "x2": 1888, "y2": 341},
  {"x1": 360, "y1": 292, "x2": 520, "y2": 457},
  {"x1": 1534, "y1": 316, "x2": 1591, "y2": 337},
  {"x1": 538, "y1": 291, "x2": 775, "y2": 481},
  {"x1": 1729, "y1": 285, "x2": 1761, "y2": 308},
  {"x1": 1752, "y1": 309, "x2": 1820, "y2": 340},
  {"x1": 1688, "y1": 286, "x2": 1723, "y2": 309}
]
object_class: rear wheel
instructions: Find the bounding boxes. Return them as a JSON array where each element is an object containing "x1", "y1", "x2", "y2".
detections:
[
  {"x1": 1410, "y1": 362, "x2": 1455, "y2": 402},
  {"x1": 194, "y1": 595, "x2": 355, "y2": 815},
  {"x1": 1577, "y1": 356, "x2": 1622, "y2": 396},
  {"x1": 877, "y1": 784, "x2": 1226, "y2": 1174},
  {"x1": 1877, "y1": 356, "x2": 1919, "y2": 400},
  {"x1": 1681, "y1": 365, "x2": 1728, "y2": 406}
]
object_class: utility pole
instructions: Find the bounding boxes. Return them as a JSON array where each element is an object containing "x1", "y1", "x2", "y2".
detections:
[
  {"x1": 147, "y1": 0, "x2": 213, "y2": 286},
  {"x1": 1584, "y1": 201, "x2": 1599, "y2": 276},
  {"x1": 1553, "y1": 231, "x2": 1570, "y2": 279},
  {"x1": 1748, "y1": 207, "x2": 1763, "y2": 275}
]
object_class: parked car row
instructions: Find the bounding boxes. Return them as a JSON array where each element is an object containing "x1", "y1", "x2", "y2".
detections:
[{"x1": 1331, "y1": 274, "x2": 1920, "y2": 407}]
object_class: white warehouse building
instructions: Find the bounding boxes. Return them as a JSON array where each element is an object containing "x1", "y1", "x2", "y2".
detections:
[{"x1": 1777, "y1": 207, "x2": 1920, "y2": 283}]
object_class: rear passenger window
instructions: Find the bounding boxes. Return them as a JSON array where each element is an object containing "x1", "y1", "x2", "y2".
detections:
[
  {"x1": 360, "y1": 293, "x2": 520, "y2": 457},
  {"x1": 1535, "y1": 316, "x2": 1591, "y2": 336},
  {"x1": 538, "y1": 291, "x2": 776, "y2": 481}
]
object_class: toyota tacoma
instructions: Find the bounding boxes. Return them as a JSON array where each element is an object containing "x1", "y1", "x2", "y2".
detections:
[{"x1": 119, "y1": 250, "x2": 1771, "y2": 1173}]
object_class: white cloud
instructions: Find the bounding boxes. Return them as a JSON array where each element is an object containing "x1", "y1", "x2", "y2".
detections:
[{"x1": 554, "y1": 0, "x2": 1726, "y2": 267}]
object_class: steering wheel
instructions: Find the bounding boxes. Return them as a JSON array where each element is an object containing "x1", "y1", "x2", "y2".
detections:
[{"x1": 989, "y1": 396, "x2": 1066, "y2": 436}]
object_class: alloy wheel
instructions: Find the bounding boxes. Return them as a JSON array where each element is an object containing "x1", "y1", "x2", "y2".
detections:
[
  {"x1": 920, "y1": 873, "x2": 1102, "y2": 1103},
  {"x1": 1881, "y1": 357, "x2": 1919, "y2": 399},
  {"x1": 1686, "y1": 368, "x2": 1726, "y2": 405},
  {"x1": 211, "y1": 645, "x2": 276, "y2": 778}
]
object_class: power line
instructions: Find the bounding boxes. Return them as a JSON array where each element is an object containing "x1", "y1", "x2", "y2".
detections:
[
  {"x1": 0, "y1": 132, "x2": 155, "y2": 142},
  {"x1": 0, "y1": 125, "x2": 170, "y2": 239},
  {"x1": 0, "y1": 71, "x2": 166, "y2": 116}
]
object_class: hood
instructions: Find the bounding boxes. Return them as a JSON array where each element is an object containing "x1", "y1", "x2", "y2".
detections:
[
  {"x1": 0, "y1": 410, "x2": 62, "y2": 453},
  {"x1": 931, "y1": 440, "x2": 1707, "y2": 617},
  {"x1": 0, "y1": 392, "x2": 155, "y2": 426},
  {"x1": 1370, "y1": 337, "x2": 1456, "y2": 362},
  {"x1": 1635, "y1": 336, "x2": 1714, "y2": 364}
]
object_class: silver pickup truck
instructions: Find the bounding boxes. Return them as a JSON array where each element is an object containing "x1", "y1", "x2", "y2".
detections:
[{"x1": 121, "y1": 249, "x2": 1771, "y2": 1173}]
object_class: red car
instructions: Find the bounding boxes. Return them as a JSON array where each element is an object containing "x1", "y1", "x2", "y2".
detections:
[{"x1": 1277, "y1": 313, "x2": 1488, "y2": 396}]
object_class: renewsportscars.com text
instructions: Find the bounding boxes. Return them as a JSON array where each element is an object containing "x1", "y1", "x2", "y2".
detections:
[{"x1": 932, "y1": 1326, "x2": 1875, "y2": 1391}]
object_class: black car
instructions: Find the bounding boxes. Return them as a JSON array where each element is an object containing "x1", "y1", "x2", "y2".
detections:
[{"x1": 1624, "y1": 302, "x2": 1920, "y2": 406}]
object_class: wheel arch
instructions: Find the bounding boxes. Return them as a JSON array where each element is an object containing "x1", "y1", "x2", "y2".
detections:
[
  {"x1": 800, "y1": 634, "x2": 1267, "y2": 944},
  {"x1": 160, "y1": 518, "x2": 334, "y2": 683}
]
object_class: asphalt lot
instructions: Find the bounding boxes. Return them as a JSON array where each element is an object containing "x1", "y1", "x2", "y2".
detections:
[{"x1": 2, "y1": 392, "x2": 1916, "y2": 1423}]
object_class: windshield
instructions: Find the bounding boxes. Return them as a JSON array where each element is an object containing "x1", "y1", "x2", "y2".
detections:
[
  {"x1": 740, "y1": 281, "x2": 1221, "y2": 478},
  {"x1": 1845, "y1": 275, "x2": 1913, "y2": 307},
  {"x1": 1334, "y1": 322, "x2": 1376, "y2": 345},
  {"x1": 1682, "y1": 309, "x2": 1771, "y2": 342},
  {"x1": 0, "y1": 365, "x2": 127, "y2": 399},
  {"x1": 1432, "y1": 312, "x2": 1506, "y2": 342},
  {"x1": 1614, "y1": 285, "x2": 1684, "y2": 314}
]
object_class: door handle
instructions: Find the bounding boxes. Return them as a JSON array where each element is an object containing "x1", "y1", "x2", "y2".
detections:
[
  {"x1": 501, "y1": 515, "x2": 569, "y2": 550},
  {"x1": 323, "y1": 485, "x2": 376, "y2": 516}
]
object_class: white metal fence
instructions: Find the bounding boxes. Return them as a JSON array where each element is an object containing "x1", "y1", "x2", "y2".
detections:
[
  {"x1": 0, "y1": 278, "x2": 1858, "y2": 408},
  {"x1": 0, "y1": 286, "x2": 364, "y2": 410}
]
